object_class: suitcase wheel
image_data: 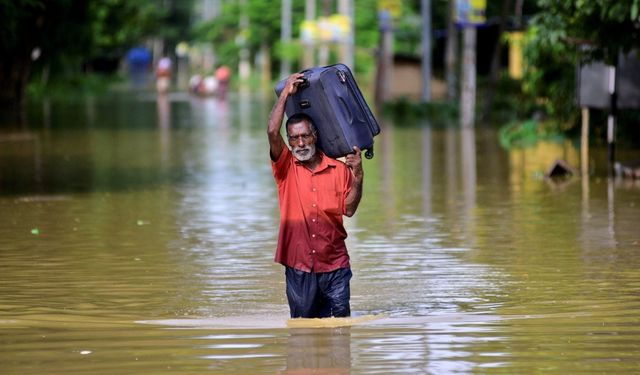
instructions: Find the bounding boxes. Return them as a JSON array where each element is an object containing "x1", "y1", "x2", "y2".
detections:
[{"x1": 364, "y1": 149, "x2": 374, "y2": 159}]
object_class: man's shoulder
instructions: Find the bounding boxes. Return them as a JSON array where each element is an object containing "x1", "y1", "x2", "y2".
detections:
[
  {"x1": 321, "y1": 152, "x2": 345, "y2": 167},
  {"x1": 325, "y1": 155, "x2": 349, "y2": 172},
  {"x1": 272, "y1": 146, "x2": 292, "y2": 164},
  {"x1": 271, "y1": 147, "x2": 294, "y2": 181}
]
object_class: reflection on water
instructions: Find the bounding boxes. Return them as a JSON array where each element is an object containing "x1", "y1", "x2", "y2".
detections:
[
  {"x1": 283, "y1": 328, "x2": 351, "y2": 374},
  {"x1": 1, "y1": 92, "x2": 639, "y2": 374}
]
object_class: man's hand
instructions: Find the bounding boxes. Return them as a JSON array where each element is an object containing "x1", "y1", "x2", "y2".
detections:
[
  {"x1": 282, "y1": 73, "x2": 305, "y2": 97},
  {"x1": 344, "y1": 146, "x2": 363, "y2": 217},
  {"x1": 345, "y1": 146, "x2": 363, "y2": 179}
]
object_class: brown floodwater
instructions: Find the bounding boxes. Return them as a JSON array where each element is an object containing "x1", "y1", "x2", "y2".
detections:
[{"x1": 1, "y1": 91, "x2": 639, "y2": 374}]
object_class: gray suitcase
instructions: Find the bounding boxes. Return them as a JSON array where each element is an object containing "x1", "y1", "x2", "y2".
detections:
[{"x1": 275, "y1": 64, "x2": 381, "y2": 159}]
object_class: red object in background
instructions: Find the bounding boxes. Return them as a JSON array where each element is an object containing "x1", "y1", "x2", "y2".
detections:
[{"x1": 215, "y1": 65, "x2": 231, "y2": 82}]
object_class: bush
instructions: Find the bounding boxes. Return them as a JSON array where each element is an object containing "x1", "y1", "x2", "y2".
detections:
[
  {"x1": 498, "y1": 119, "x2": 565, "y2": 149},
  {"x1": 382, "y1": 97, "x2": 458, "y2": 126}
]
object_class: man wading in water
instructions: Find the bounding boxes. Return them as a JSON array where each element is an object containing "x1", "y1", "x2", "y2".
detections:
[{"x1": 267, "y1": 72, "x2": 364, "y2": 318}]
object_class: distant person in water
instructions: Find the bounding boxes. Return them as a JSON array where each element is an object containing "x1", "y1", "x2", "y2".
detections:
[
  {"x1": 267, "y1": 73, "x2": 364, "y2": 318},
  {"x1": 156, "y1": 56, "x2": 172, "y2": 94},
  {"x1": 215, "y1": 65, "x2": 231, "y2": 99}
]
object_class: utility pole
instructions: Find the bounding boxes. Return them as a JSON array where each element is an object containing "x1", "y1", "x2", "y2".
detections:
[
  {"x1": 421, "y1": 0, "x2": 432, "y2": 102},
  {"x1": 338, "y1": 0, "x2": 354, "y2": 69},
  {"x1": 460, "y1": 26, "x2": 476, "y2": 128},
  {"x1": 457, "y1": 0, "x2": 485, "y2": 128},
  {"x1": 302, "y1": 0, "x2": 316, "y2": 69},
  {"x1": 607, "y1": 64, "x2": 617, "y2": 174},
  {"x1": 280, "y1": 0, "x2": 292, "y2": 77},
  {"x1": 375, "y1": 9, "x2": 393, "y2": 110},
  {"x1": 238, "y1": 0, "x2": 250, "y2": 82},
  {"x1": 201, "y1": 0, "x2": 220, "y2": 73},
  {"x1": 318, "y1": 0, "x2": 332, "y2": 66}
]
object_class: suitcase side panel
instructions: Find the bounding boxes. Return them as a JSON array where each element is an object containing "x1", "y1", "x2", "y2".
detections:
[
  {"x1": 319, "y1": 71, "x2": 372, "y2": 152},
  {"x1": 318, "y1": 66, "x2": 379, "y2": 154},
  {"x1": 331, "y1": 64, "x2": 381, "y2": 136}
]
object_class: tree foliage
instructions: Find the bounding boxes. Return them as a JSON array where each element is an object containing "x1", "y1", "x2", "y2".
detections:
[
  {"x1": 192, "y1": 0, "x2": 383, "y2": 75},
  {"x1": 90, "y1": 0, "x2": 164, "y2": 55},
  {"x1": 534, "y1": 0, "x2": 640, "y2": 63},
  {"x1": 1, "y1": 0, "x2": 93, "y2": 107},
  {"x1": 521, "y1": 0, "x2": 640, "y2": 125},
  {"x1": 0, "y1": 0, "x2": 193, "y2": 109}
]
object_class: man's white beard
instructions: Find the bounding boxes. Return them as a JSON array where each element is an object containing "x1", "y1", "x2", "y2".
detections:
[{"x1": 293, "y1": 143, "x2": 316, "y2": 162}]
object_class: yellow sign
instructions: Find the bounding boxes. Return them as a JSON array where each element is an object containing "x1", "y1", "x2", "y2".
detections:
[
  {"x1": 507, "y1": 32, "x2": 524, "y2": 79},
  {"x1": 456, "y1": 0, "x2": 486, "y2": 25},
  {"x1": 378, "y1": 0, "x2": 402, "y2": 19},
  {"x1": 300, "y1": 15, "x2": 351, "y2": 43},
  {"x1": 300, "y1": 20, "x2": 318, "y2": 43}
]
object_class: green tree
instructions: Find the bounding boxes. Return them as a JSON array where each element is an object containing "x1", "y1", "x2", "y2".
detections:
[
  {"x1": 0, "y1": 0, "x2": 92, "y2": 108},
  {"x1": 522, "y1": 0, "x2": 640, "y2": 125},
  {"x1": 0, "y1": 0, "x2": 193, "y2": 112},
  {"x1": 90, "y1": 0, "x2": 164, "y2": 56},
  {"x1": 193, "y1": 0, "x2": 382, "y2": 78}
]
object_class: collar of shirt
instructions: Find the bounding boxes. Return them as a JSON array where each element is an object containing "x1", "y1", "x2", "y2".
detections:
[{"x1": 293, "y1": 151, "x2": 337, "y2": 173}]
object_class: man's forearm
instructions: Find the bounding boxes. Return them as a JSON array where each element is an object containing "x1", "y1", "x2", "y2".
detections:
[
  {"x1": 268, "y1": 94, "x2": 287, "y2": 137},
  {"x1": 344, "y1": 174, "x2": 363, "y2": 217},
  {"x1": 268, "y1": 91, "x2": 289, "y2": 160}
]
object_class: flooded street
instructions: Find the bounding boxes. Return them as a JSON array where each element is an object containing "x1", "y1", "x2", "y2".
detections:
[{"x1": 1, "y1": 92, "x2": 639, "y2": 374}]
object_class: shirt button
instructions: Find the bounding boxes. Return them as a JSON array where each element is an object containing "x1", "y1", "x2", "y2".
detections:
[
  {"x1": 312, "y1": 188, "x2": 316, "y2": 191},
  {"x1": 312, "y1": 219, "x2": 316, "y2": 222},
  {"x1": 312, "y1": 204, "x2": 316, "y2": 207},
  {"x1": 312, "y1": 250, "x2": 316, "y2": 253},
  {"x1": 312, "y1": 234, "x2": 316, "y2": 238}
]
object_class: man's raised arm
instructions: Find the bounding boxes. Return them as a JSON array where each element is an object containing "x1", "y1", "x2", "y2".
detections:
[{"x1": 268, "y1": 73, "x2": 304, "y2": 161}]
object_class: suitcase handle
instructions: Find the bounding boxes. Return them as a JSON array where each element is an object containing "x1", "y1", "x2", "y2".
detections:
[
  {"x1": 298, "y1": 70, "x2": 310, "y2": 89},
  {"x1": 299, "y1": 76, "x2": 310, "y2": 89}
]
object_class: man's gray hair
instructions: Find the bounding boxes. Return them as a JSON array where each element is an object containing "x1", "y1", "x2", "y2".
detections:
[{"x1": 286, "y1": 113, "x2": 317, "y2": 134}]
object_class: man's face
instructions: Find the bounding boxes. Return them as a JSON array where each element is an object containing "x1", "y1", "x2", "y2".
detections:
[{"x1": 287, "y1": 121, "x2": 317, "y2": 162}]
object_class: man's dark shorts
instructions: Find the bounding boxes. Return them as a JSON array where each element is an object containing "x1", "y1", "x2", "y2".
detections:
[{"x1": 285, "y1": 267, "x2": 352, "y2": 318}]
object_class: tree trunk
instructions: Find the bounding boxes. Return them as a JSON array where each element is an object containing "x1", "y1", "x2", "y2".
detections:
[
  {"x1": 1, "y1": 0, "x2": 56, "y2": 119},
  {"x1": 514, "y1": 0, "x2": 524, "y2": 29},
  {"x1": 375, "y1": 15, "x2": 394, "y2": 111},
  {"x1": 481, "y1": 0, "x2": 511, "y2": 121},
  {"x1": 0, "y1": 55, "x2": 32, "y2": 115},
  {"x1": 421, "y1": 0, "x2": 432, "y2": 102}
]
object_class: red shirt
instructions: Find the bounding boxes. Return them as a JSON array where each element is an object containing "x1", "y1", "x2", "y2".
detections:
[{"x1": 271, "y1": 147, "x2": 354, "y2": 272}]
